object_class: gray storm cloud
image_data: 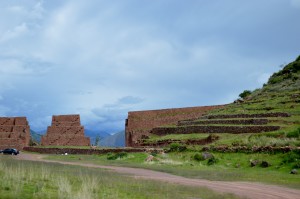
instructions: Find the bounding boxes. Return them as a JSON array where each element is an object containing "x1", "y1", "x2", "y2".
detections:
[{"x1": 0, "y1": 0, "x2": 299, "y2": 132}]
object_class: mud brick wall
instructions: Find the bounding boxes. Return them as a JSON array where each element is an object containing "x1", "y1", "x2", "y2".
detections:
[
  {"x1": 151, "y1": 125, "x2": 280, "y2": 136},
  {"x1": 0, "y1": 117, "x2": 30, "y2": 150},
  {"x1": 41, "y1": 114, "x2": 90, "y2": 146},
  {"x1": 23, "y1": 147, "x2": 161, "y2": 155},
  {"x1": 52, "y1": 115, "x2": 81, "y2": 123},
  {"x1": 125, "y1": 105, "x2": 224, "y2": 147}
]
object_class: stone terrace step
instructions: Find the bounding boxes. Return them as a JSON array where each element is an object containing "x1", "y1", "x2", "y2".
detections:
[
  {"x1": 177, "y1": 119, "x2": 269, "y2": 126},
  {"x1": 202, "y1": 112, "x2": 290, "y2": 119},
  {"x1": 151, "y1": 125, "x2": 280, "y2": 136}
]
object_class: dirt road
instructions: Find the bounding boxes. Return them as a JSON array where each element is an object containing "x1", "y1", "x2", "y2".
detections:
[{"x1": 15, "y1": 153, "x2": 300, "y2": 199}]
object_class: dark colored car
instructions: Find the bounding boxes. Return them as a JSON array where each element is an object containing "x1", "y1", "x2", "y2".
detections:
[{"x1": 1, "y1": 148, "x2": 19, "y2": 155}]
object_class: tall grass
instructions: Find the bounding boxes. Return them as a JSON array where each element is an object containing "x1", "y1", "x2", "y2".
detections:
[{"x1": 0, "y1": 156, "x2": 239, "y2": 199}]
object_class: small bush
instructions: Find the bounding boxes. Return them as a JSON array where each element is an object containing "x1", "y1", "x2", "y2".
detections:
[
  {"x1": 207, "y1": 156, "x2": 218, "y2": 166},
  {"x1": 281, "y1": 151, "x2": 300, "y2": 169},
  {"x1": 286, "y1": 128, "x2": 300, "y2": 138},
  {"x1": 239, "y1": 90, "x2": 252, "y2": 99},
  {"x1": 150, "y1": 151, "x2": 158, "y2": 157},
  {"x1": 193, "y1": 153, "x2": 203, "y2": 161},
  {"x1": 107, "y1": 152, "x2": 128, "y2": 160},
  {"x1": 168, "y1": 143, "x2": 187, "y2": 152}
]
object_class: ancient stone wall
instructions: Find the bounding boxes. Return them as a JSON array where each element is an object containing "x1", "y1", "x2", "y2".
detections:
[
  {"x1": 151, "y1": 125, "x2": 280, "y2": 135},
  {"x1": 41, "y1": 114, "x2": 90, "y2": 146},
  {"x1": 23, "y1": 147, "x2": 161, "y2": 154},
  {"x1": 0, "y1": 117, "x2": 30, "y2": 150},
  {"x1": 125, "y1": 105, "x2": 224, "y2": 147}
]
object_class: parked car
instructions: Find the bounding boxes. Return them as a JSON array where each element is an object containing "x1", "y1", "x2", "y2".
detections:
[{"x1": 2, "y1": 148, "x2": 19, "y2": 155}]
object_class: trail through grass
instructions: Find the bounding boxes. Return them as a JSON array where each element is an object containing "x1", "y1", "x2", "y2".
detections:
[{"x1": 0, "y1": 156, "x2": 239, "y2": 199}]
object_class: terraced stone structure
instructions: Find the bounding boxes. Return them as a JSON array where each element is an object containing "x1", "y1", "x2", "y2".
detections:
[
  {"x1": 41, "y1": 115, "x2": 90, "y2": 146},
  {"x1": 129, "y1": 110, "x2": 289, "y2": 147},
  {"x1": 125, "y1": 105, "x2": 224, "y2": 147},
  {"x1": 0, "y1": 117, "x2": 30, "y2": 150}
]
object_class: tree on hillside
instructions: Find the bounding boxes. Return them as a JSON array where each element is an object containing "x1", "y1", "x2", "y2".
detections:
[
  {"x1": 239, "y1": 90, "x2": 252, "y2": 99},
  {"x1": 94, "y1": 134, "x2": 102, "y2": 146}
]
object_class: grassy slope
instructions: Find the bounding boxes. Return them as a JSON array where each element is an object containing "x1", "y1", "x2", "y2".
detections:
[{"x1": 44, "y1": 151, "x2": 300, "y2": 189}]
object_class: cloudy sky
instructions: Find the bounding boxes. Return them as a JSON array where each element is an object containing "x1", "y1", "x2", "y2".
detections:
[{"x1": 0, "y1": 0, "x2": 299, "y2": 133}]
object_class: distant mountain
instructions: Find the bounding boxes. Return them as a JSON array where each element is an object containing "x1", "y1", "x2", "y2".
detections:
[
  {"x1": 85, "y1": 129, "x2": 111, "y2": 146},
  {"x1": 30, "y1": 129, "x2": 42, "y2": 144},
  {"x1": 100, "y1": 131, "x2": 125, "y2": 147}
]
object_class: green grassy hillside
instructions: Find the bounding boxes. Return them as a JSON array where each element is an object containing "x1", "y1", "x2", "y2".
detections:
[{"x1": 143, "y1": 55, "x2": 300, "y2": 149}]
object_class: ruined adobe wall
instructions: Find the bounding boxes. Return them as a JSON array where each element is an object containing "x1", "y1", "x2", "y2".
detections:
[
  {"x1": 125, "y1": 105, "x2": 224, "y2": 147},
  {"x1": 0, "y1": 117, "x2": 30, "y2": 150},
  {"x1": 41, "y1": 114, "x2": 90, "y2": 146},
  {"x1": 23, "y1": 147, "x2": 155, "y2": 155},
  {"x1": 151, "y1": 125, "x2": 280, "y2": 136}
]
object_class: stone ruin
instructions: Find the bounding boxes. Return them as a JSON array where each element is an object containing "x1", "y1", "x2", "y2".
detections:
[
  {"x1": 0, "y1": 117, "x2": 30, "y2": 150},
  {"x1": 125, "y1": 105, "x2": 224, "y2": 147},
  {"x1": 41, "y1": 114, "x2": 90, "y2": 146}
]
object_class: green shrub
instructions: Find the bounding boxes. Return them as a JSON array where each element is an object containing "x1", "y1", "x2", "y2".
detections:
[
  {"x1": 193, "y1": 153, "x2": 203, "y2": 161},
  {"x1": 281, "y1": 151, "x2": 300, "y2": 169},
  {"x1": 150, "y1": 151, "x2": 158, "y2": 157},
  {"x1": 107, "y1": 152, "x2": 128, "y2": 160},
  {"x1": 239, "y1": 90, "x2": 252, "y2": 99},
  {"x1": 286, "y1": 128, "x2": 300, "y2": 138},
  {"x1": 168, "y1": 143, "x2": 187, "y2": 152},
  {"x1": 207, "y1": 156, "x2": 218, "y2": 166}
]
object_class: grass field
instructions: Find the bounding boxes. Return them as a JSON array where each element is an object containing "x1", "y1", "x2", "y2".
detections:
[
  {"x1": 44, "y1": 150, "x2": 300, "y2": 189},
  {"x1": 0, "y1": 156, "x2": 240, "y2": 199}
]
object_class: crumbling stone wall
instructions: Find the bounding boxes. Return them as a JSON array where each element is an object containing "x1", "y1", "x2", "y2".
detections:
[
  {"x1": 41, "y1": 115, "x2": 90, "y2": 146},
  {"x1": 23, "y1": 147, "x2": 161, "y2": 154},
  {"x1": 125, "y1": 105, "x2": 224, "y2": 147},
  {"x1": 151, "y1": 125, "x2": 280, "y2": 136},
  {"x1": 0, "y1": 117, "x2": 30, "y2": 150}
]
